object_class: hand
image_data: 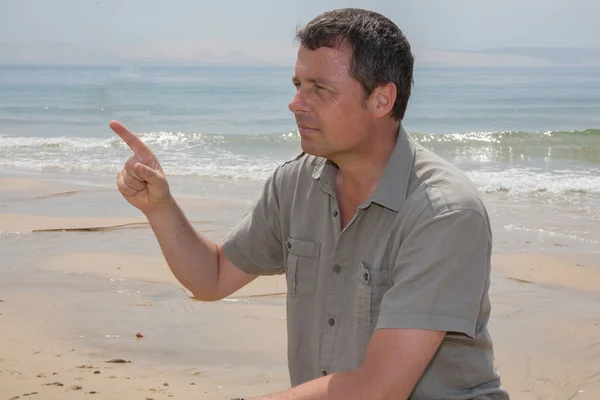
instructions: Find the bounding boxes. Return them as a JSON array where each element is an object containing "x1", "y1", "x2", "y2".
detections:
[{"x1": 110, "y1": 120, "x2": 172, "y2": 215}]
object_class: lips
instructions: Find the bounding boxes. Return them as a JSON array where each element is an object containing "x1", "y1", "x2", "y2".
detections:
[{"x1": 297, "y1": 124, "x2": 318, "y2": 134}]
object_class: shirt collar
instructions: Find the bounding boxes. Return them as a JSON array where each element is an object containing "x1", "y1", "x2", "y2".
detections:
[{"x1": 312, "y1": 124, "x2": 415, "y2": 212}]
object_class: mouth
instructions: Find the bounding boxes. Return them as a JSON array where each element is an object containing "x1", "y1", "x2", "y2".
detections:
[{"x1": 297, "y1": 124, "x2": 319, "y2": 135}]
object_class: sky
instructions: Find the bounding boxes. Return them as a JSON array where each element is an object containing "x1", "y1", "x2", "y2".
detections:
[{"x1": 0, "y1": 0, "x2": 599, "y2": 65}]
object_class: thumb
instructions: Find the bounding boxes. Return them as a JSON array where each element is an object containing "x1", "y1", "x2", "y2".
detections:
[{"x1": 134, "y1": 163, "x2": 163, "y2": 187}]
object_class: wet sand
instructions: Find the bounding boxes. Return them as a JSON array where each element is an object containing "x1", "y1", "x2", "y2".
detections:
[{"x1": 1, "y1": 171, "x2": 600, "y2": 399}]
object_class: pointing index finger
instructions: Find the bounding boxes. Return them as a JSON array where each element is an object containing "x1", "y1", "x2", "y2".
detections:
[{"x1": 109, "y1": 120, "x2": 154, "y2": 162}]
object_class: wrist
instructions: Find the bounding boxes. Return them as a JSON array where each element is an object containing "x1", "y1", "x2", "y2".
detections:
[{"x1": 143, "y1": 195, "x2": 178, "y2": 219}]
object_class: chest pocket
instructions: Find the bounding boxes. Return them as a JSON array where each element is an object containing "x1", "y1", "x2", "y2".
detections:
[
  {"x1": 286, "y1": 238, "x2": 320, "y2": 297},
  {"x1": 355, "y1": 261, "x2": 391, "y2": 330}
]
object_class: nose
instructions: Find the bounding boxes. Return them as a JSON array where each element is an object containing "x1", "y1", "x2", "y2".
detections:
[{"x1": 288, "y1": 90, "x2": 309, "y2": 114}]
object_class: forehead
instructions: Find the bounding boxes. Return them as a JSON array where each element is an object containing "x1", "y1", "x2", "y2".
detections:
[{"x1": 293, "y1": 45, "x2": 352, "y2": 83}]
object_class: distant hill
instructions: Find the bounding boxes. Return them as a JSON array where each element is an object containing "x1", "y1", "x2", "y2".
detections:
[
  {"x1": 469, "y1": 47, "x2": 600, "y2": 66},
  {"x1": 0, "y1": 40, "x2": 295, "y2": 67},
  {"x1": 0, "y1": 41, "x2": 598, "y2": 67},
  {"x1": 0, "y1": 42, "x2": 116, "y2": 65}
]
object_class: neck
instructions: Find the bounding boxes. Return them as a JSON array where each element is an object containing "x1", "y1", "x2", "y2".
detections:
[{"x1": 333, "y1": 121, "x2": 399, "y2": 204}]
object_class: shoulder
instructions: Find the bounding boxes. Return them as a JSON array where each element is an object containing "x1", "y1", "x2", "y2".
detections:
[{"x1": 402, "y1": 139, "x2": 490, "y2": 231}]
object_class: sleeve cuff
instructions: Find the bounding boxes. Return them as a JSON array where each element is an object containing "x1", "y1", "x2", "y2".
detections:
[
  {"x1": 221, "y1": 238, "x2": 283, "y2": 276},
  {"x1": 375, "y1": 312, "x2": 476, "y2": 338}
]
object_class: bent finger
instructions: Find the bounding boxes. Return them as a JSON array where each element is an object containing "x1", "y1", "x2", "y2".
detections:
[
  {"x1": 117, "y1": 171, "x2": 139, "y2": 198},
  {"x1": 124, "y1": 157, "x2": 144, "y2": 181},
  {"x1": 123, "y1": 169, "x2": 146, "y2": 191},
  {"x1": 134, "y1": 163, "x2": 165, "y2": 188}
]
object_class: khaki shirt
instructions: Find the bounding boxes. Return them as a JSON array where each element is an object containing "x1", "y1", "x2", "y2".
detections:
[{"x1": 222, "y1": 126, "x2": 509, "y2": 399}]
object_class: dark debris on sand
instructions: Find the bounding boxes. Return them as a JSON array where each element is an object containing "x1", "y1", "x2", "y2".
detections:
[
  {"x1": 105, "y1": 359, "x2": 131, "y2": 364},
  {"x1": 43, "y1": 382, "x2": 64, "y2": 386}
]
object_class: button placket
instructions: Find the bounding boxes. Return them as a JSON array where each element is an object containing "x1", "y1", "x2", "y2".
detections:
[
  {"x1": 319, "y1": 197, "x2": 362, "y2": 379},
  {"x1": 319, "y1": 232, "x2": 349, "y2": 380}
]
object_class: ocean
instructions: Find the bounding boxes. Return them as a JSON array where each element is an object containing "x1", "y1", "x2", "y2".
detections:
[{"x1": 1, "y1": 65, "x2": 599, "y2": 247}]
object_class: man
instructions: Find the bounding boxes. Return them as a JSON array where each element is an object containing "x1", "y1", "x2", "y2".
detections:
[{"x1": 111, "y1": 8, "x2": 509, "y2": 400}]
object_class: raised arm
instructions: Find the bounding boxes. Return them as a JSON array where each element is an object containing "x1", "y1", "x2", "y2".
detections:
[{"x1": 110, "y1": 120, "x2": 257, "y2": 300}]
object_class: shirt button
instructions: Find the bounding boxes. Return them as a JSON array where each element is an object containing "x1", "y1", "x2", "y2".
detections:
[
  {"x1": 328, "y1": 318, "x2": 335, "y2": 326},
  {"x1": 333, "y1": 210, "x2": 338, "y2": 217},
  {"x1": 333, "y1": 265, "x2": 341, "y2": 274},
  {"x1": 321, "y1": 370, "x2": 328, "y2": 376}
]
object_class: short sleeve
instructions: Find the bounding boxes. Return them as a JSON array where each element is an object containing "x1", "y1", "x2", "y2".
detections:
[
  {"x1": 376, "y1": 209, "x2": 491, "y2": 338},
  {"x1": 221, "y1": 167, "x2": 285, "y2": 276}
]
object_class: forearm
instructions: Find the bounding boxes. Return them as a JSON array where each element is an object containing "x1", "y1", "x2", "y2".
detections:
[
  {"x1": 145, "y1": 197, "x2": 220, "y2": 300},
  {"x1": 246, "y1": 368, "x2": 398, "y2": 400},
  {"x1": 246, "y1": 329, "x2": 444, "y2": 400},
  {"x1": 247, "y1": 372, "x2": 352, "y2": 400}
]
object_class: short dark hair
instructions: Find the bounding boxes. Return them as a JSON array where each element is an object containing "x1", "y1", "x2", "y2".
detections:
[{"x1": 295, "y1": 8, "x2": 414, "y2": 121}]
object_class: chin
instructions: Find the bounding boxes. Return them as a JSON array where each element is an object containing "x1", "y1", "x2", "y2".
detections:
[
  {"x1": 300, "y1": 142, "x2": 329, "y2": 159},
  {"x1": 299, "y1": 131, "x2": 332, "y2": 159}
]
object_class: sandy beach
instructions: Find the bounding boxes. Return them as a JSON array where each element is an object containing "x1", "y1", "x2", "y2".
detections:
[{"x1": 1, "y1": 171, "x2": 599, "y2": 400}]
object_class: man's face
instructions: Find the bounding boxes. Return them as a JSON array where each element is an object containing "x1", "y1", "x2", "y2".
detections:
[{"x1": 289, "y1": 45, "x2": 374, "y2": 159}]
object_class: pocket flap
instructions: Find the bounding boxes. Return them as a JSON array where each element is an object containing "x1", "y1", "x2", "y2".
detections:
[
  {"x1": 357, "y1": 261, "x2": 390, "y2": 286},
  {"x1": 286, "y1": 238, "x2": 320, "y2": 258}
]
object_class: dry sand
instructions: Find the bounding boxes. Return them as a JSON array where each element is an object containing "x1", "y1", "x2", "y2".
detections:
[
  {"x1": 1, "y1": 173, "x2": 599, "y2": 399},
  {"x1": 493, "y1": 253, "x2": 600, "y2": 293}
]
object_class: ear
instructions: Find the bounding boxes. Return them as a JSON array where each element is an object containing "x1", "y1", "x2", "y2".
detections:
[{"x1": 368, "y1": 82, "x2": 397, "y2": 119}]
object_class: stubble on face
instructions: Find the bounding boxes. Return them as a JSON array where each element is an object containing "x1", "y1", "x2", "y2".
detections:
[{"x1": 289, "y1": 45, "x2": 373, "y2": 160}]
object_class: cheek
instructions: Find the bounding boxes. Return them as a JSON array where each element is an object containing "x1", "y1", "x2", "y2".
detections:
[
  {"x1": 320, "y1": 102, "x2": 367, "y2": 134},
  {"x1": 318, "y1": 114, "x2": 364, "y2": 150},
  {"x1": 318, "y1": 98, "x2": 351, "y2": 124},
  {"x1": 317, "y1": 109, "x2": 346, "y2": 136}
]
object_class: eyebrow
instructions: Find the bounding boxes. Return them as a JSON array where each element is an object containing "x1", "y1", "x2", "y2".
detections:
[{"x1": 292, "y1": 76, "x2": 336, "y2": 87}]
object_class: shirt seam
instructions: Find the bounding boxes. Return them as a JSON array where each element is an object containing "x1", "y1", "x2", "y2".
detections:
[
  {"x1": 378, "y1": 311, "x2": 477, "y2": 325},
  {"x1": 423, "y1": 184, "x2": 486, "y2": 219}
]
